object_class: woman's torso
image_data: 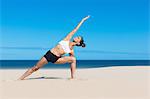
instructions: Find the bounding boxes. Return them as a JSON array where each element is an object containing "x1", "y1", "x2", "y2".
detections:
[{"x1": 50, "y1": 41, "x2": 72, "y2": 57}]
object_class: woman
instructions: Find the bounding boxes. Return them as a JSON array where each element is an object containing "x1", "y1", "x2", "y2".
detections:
[{"x1": 19, "y1": 15, "x2": 90, "y2": 80}]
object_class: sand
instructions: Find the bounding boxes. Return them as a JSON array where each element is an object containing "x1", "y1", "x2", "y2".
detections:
[{"x1": 0, "y1": 66, "x2": 150, "y2": 99}]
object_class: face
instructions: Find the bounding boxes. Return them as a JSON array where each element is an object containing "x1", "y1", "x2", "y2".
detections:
[{"x1": 73, "y1": 36, "x2": 82, "y2": 43}]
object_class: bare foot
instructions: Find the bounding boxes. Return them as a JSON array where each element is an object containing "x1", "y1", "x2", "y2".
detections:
[{"x1": 68, "y1": 77, "x2": 77, "y2": 80}]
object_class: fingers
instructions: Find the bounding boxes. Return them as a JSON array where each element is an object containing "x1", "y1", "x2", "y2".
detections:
[
  {"x1": 86, "y1": 15, "x2": 90, "y2": 19},
  {"x1": 83, "y1": 15, "x2": 90, "y2": 21}
]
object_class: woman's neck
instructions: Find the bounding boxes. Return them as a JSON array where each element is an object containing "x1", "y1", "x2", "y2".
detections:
[{"x1": 69, "y1": 42, "x2": 76, "y2": 50}]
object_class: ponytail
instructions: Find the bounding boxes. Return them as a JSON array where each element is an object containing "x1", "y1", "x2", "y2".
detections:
[{"x1": 81, "y1": 43, "x2": 86, "y2": 47}]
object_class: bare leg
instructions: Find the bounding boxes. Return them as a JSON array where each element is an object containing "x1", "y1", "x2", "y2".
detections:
[
  {"x1": 70, "y1": 58, "x2": 76, "y2": 79},
  {"x1": 55, "y1": 56, "x2": 76, "y2": 79},
  {"x1": 18, "y1": 57, "x2": 48, "y2": 80}
]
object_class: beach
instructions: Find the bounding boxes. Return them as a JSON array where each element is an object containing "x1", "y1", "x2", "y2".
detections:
[{"x1": 0, "y1": 66, "x2": 150, "y2": 99}]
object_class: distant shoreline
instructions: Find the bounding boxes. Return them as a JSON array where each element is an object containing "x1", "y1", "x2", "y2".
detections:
[{"x1": 0, "y1": 60, "x2": 150, "y2": 69}]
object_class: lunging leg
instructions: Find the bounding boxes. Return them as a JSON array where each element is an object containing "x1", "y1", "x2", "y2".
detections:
[{"x1": 18, "y1": 57, "x2": 48, "y2": 80}]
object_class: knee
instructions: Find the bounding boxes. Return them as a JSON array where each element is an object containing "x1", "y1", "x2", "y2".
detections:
[{"x1": 69, "y1": 57, "x2": 76, "y2": 63}]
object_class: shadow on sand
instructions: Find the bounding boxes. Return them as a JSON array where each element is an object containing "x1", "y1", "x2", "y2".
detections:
[{"x1": 27, "y1": 76, "x2": 64, "y2": 80}]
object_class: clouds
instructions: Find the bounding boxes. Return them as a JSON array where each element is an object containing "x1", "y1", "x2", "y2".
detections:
[
  {"x1": 1, "y1": 46, "x2": 149, "y2": 55},
  {"x1": 0, "y1": 46, "x2": 48, "y2": 50},
  {"x1": 0, "y1": 46, "x2": 149, "y2": 60}
]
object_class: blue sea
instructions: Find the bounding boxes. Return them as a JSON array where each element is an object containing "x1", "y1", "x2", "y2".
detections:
[{"x1": 0, "y1": 60, "x2": 150, "y2": 69}]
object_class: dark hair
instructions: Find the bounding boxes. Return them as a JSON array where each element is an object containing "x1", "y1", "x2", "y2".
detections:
[{"x1": 76, "y1": 36, "x2": 86, "y2": 47}]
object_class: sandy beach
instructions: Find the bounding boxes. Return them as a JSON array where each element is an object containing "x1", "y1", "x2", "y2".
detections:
[{"x1": 0, "y1": 66, "x2": 150, "y2": 99}]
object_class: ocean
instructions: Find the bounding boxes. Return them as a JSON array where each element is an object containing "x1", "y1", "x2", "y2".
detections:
[{"x1": 0, "y1": 60, "x2": 150, "y2": 69}]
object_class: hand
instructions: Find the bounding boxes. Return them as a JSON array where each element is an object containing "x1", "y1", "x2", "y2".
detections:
[{"x1": 82, "y1": 15, "x2": 90, "y2": 21}]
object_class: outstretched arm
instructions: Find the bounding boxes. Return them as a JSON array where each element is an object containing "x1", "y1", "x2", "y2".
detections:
[{"x1": 64, "y1": 15, "x2": 90, "y2": 41}]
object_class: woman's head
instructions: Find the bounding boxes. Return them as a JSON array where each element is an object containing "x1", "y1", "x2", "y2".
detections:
[{"x1": 73, "y1": 36, "x2": 86, "y2": 47}]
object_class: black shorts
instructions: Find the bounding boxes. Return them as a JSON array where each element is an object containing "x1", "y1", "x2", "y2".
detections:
[{"x1": 44, "y1": 50, "x2": 61, "y2": 63}]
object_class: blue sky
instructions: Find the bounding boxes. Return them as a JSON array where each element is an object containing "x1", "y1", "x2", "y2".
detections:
[{"x1": 0, "y1": 0, "x2": 149, "y2": 60}]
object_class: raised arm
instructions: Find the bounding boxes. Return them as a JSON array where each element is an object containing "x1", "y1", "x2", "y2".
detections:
[{"x1": 63, "y1": 15, "x2": 90, "y2": 41}]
